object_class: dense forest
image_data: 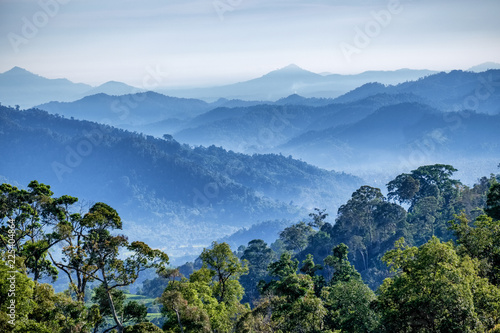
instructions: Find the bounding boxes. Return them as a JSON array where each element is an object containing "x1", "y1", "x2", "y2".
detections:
[
  {"x1": 1, "y1": 163, "x2": 500, "y2": 332},
  {"x1": 0, "y1": 104, "x2": 361, "y2": 258}
]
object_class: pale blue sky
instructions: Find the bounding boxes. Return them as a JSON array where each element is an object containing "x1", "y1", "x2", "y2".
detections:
[{"x1": 1, "y1": 0, "x2": 499, "y2": 87}]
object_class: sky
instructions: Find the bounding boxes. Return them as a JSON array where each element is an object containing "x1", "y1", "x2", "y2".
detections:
[{"x1": 1, "y1": 0, "x2": 499, "y2": 88}]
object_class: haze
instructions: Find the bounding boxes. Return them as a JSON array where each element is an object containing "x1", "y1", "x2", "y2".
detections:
[{"x1": 1, "y1": 0, "x2": 499, "y2": 87}]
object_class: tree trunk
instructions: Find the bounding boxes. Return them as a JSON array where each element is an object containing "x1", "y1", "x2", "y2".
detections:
[
  {"x1": 175, "y1": 309, "x2": 185, "y2": 333},
  {"x1": 102, "y1": 273, "x2": 123, "y2": 333}
]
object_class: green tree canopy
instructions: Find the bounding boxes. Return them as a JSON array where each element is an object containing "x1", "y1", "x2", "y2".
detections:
[{"x1": 376, "y1": 237, "x2": 500, "y2": 332}]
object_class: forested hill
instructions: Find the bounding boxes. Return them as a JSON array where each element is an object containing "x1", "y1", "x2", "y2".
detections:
[{"x1": 0, "y1": 105, "x2": 362, "y2": 258}]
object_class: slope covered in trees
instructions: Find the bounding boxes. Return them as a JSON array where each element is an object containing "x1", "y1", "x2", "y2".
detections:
[
  {"x1": 2, "y1": 164, "x2": 500, "y2": 332},
  {"x1": 0, "y1": 105, "x2": 361, "y2": 257}
]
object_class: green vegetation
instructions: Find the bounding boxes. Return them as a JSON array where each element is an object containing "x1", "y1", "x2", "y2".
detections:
[{"x1": 1, "y1": 163, "x2": 500, "y2": 332}]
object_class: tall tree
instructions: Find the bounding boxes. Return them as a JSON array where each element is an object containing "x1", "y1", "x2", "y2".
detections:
[
  {"x1": 485, "y1": 183, "x2": 500, "y2": 220},
  {"x1": 450, "y1": 213, "x2": 500, "y2": 286},
  {"x1": 376, "y1": 237, "x2": 500, "y2": 332},
  {"x1": 387, "y1": 164, "x2": 460, "y2": 211},
  {"x1": 200, "y1": 241, "x2": 248, "y2": 303},
  {"x1": 279, "y1": 221, "x2": 314, "y2": 253},
  {"x1": 52, "y1": 202, "x2": 168, "y2": 333},
  {"x1": 161, "y1": 243, "x2": 248, "y2": 333},
  {"x1": 0, "y1": 181, "x2": 77, "y2": 281},
  {"x1": 239, "y1": 239, "x2": 276, "y2": 304}
]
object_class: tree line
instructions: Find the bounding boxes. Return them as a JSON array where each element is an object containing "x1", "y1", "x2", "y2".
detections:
[{"x1": 1, "y1": 164, "x2": 500, "y2": 332}]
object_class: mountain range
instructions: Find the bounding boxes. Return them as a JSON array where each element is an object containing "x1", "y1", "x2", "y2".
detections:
[
  {"x1": 1, "y1": 63, "x2": 500, "y2": 261},
  {"x1": 159, "y1": 64, "x2": 438, "y2": 101},
  {"x1": 0, "y1": 67, "x2": 140, "y2": 108},
  {"x1": 32, "y1": 68, "x2": 500, "y2": 183},
  {"x1": 0, "y1": 64, "x2": 441, "y2": 108},
  {"x1": 0, "y1": 105, "x2": 362, "y2": 261}
]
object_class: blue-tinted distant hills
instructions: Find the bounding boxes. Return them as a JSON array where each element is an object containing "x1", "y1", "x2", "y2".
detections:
[
  {"x1": 334, "y1": 70, "x2": 500, "y2": 114},
  {"x1": 0, "y1": 105, "x2": 362, "y2": 257},
  {"x1": 467, "y1": 62, "x2": 500, "y2": 72},
  {"x1": 160, "y1": 64, "x2": 437, "y2": 101},
  {"x1": 0, "y1": 65, "x2": 437, "y2": 108},
  {"x1": 0, "y1": 67, "x2": 92, "y2": 108},
  {"x1": 0, "y1": 67, "x2": 140, "y2": 108},
  {"x1": 4, "y1": 65, "x2": 500, "y2": 187},
  {"x1": 37, "y1": 91, "x2": 212, "y2": 127}
]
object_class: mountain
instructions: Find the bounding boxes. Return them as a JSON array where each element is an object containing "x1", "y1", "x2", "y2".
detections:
[
  {"x1": 334, "y1": 70, "x2": 500, "y2": 115},
  {"x1": 468, "y1": 62, "x2": 500, "y2": 72},
  {"x1": 159, "y1": 65, "x2": 438, "y2": 101},
  {"x1": 37, "y1": 91, "x2": 213, "y2": 128},
  {"x1": 0, "y1": 67, "x2": 92, "y2": 108},
  {"x1": 174, "y1": 93, "x2": 426, "y2": 153},
  {"x1": 81, "y1": 81, "x2": 142, "y2": 97},
  {"x1": 0, "y1": 67, "x2": 147, "y2": 109},
  {"x1": 0, "y1": 65, "x2": 438, "y2": 109},
  {"x1": 0, "y1": 105, "x2": 362, "y2": 260},
  {"x1": 279, "y1": 102, "x2": 500, "y2": 182},
  {"x1": 35, "y1": 92, "x2": 339, "y2": 138}
]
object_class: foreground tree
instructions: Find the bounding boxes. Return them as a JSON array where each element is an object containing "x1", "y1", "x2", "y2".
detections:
[
  {"x1": 449, "y1": 212, "x2": 500, "y2": 286},
  {"x1": 376, "y1": 237, "x2": 500, "y2": 332},
  {"x1": 0, "y1": 181, "x2": 78, "y2": 281},
  {"x1": 240, "y1": 253, "x2": 327, "y2": 332},
  {"x1": 161, "y1": 242, "x2": 248, "y2": 333},
  {"x1": 321, "y1": 244, "x2": 379, "y2": 332},
  {"x1": 279, "y1": 222, "x2": 314, "y2": 253},
  {"x1": 0, "y1": 260, "x2": 92, "y2": 332},
  {"x1": 52, "y1": 202, "x2": 169, "y2": 333},
  {"x1": 239, "y1": 239, "x2": 276, "y2": 304},
  {"x1": 485, "y1": 182, "x2": 500, "y2": 220}
]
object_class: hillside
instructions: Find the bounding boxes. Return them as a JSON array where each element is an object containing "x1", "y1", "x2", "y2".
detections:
[
  {"x1": 0, "y1": 105, "x2": 362, "y2": 260},
  {"x1": 334, "y1": 70, "x2": 500, "y2": 115}
]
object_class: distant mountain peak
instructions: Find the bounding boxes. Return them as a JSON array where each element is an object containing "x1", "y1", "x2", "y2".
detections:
[
  {"x1": 281, "y1": 64, "x2": 303, "y2": 71},
  {"x1": 3, "y1": 66, "x2": 36, "y2": 76},
  {"x1": 262, "y1": 64, "x2": 320, "y2": 79},
  {"x1": 468, "y1": 62, "x2": 500, "y2": 72}
]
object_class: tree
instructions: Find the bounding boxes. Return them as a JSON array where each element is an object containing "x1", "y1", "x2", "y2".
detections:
[
  {"x1": 323, "y1": 243, "x2": 361, "y2": 284},
  {"x1": 246, "y1": 253, "x2": 327, "y2": 332},
  {"x1": 450, "y1": 213, "x2": 500, "y2": 286},
  {"x1": 161, "y1": 242, "x2": 248, "y2": 333},
  {"x1": 485, "y1": 183, "x2": 500, "y2": 220},
  {"x1": 387, "y1": 164, "x2": 460, "y2": 211},
  {"x1": 52, "y1": 202, "x2": 169, "y2": 333},
  {"x1": 308, "y1": 208, "x2": 328, "y2": 229},
  {"x1": 91, "y1": 285, "x2": 147, "y2": 333},
  {"x1": 387, "y1": 174, "x2": 420, "y2": 205},
  {"x1": 332, "y1": 186, "x2": 400, "y2": 273},
  {"x1": 124, "y1": 322, "x2": 164, "y2": 332},
  {"x1": 376, "y1": 237, "x2": 500, "y2": 332},
  {"x1": 321, "y1": 279, "x2": 378, "y2": 333},
  {"x1": 300, "y1": 254, "x2": 325, "y2": 296},
  {"x1": 160, "y1": 264, "x2": 248, "y2": 333},
  {"x1": 199, "y1": 241, "x2": 248, "y2": 303},
  {"x1": 321, "y1": 243, "x2": 378, "y2": 332},
  {"x1": 159, "y1": 274, "x2": 212, "y2": 333},
  {"x1": 279, "y1": 222, "x2": 314, "y2": 253},
  {"x1": 0, "y1": 181, "x2": 77, "y2": 281},
  {"x1": 0, "y1": 260, "x2": 92, "y2": 333},
  {"x1": 239, "y1": 239, "x2": 276, "y2": 304}
]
